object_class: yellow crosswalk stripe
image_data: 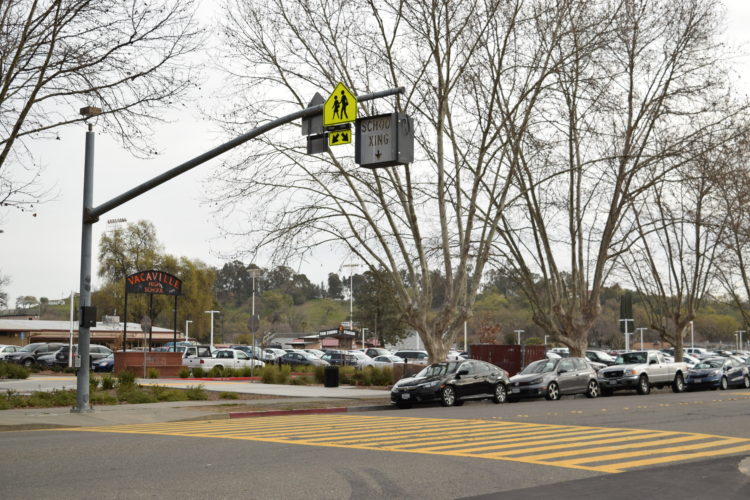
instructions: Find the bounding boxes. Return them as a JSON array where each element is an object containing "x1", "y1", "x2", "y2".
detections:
[{"x1": 56, "y1": 414, "x2": 750, "y2": 474}]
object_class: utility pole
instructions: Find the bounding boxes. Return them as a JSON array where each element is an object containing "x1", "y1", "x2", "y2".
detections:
[
  {"x1": 185, "y1": 320, "x2": 192, "y2": 342},
  {"x1": 249, "y1": 268, "x2": 262, "y2": 376},
  {"x1": 514, "y1": 329, "x2": 524, "y2": 345}
]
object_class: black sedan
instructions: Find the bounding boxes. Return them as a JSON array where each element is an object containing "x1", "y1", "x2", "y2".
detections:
[
  {"x1": 390, "y1": 360, "x2": 509, "y2": 409},
  {"x1": 508, "y1": 357, "x2": 600, "y2": 401},
  {"x1": 277, "y1": 351, "x2": 329, "y2": 367},
  {"x1": 685, "y1": 357, "x2": 750, "y2": 391}
]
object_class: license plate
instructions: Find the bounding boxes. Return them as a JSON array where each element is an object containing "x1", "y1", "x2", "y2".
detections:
[
  {"x1": 608, "y1": 380, "x2": 616, "y2": 385},
  {"x1": 511, "y1": 388, "x2": 520, "y2": 394},
  {"x1": 401, "y1": 393, "x2": 410, "y2": 400},
  {"x1": 694, "y1": 378, "x2": 701, "y2": 384}
]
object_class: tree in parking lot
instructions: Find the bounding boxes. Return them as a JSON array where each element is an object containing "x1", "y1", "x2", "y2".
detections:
[
  {"x1": 490, "y1": 0, "x2": 746, "y2": 356},
  {"x1": 211, "y1": 0, "x2": 576, "y2": 362}
]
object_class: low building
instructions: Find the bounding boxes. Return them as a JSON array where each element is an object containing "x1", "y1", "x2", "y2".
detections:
[{"x1": 0, "y1": 318, "x2": 179, "y2": 349}]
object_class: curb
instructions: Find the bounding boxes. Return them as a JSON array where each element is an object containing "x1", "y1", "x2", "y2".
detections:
[{"x1": 228, "y1": 404, "x2": 393, "y2": 419}]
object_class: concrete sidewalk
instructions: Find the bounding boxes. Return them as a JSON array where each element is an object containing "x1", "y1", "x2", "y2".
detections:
[{"x1": 0, "y1": 376, "x2": 392, "y2": 431}]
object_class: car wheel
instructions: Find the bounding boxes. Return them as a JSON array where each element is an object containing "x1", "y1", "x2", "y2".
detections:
[
  {"x1": 439, "y1": 386, "x2": 456, "y2": 407},
  {"x1": 720, "y1": 376, "x2": 728, "y2": 390},
  {"x1": 492, "y1": 383, "x2": 508, "y2": 404},
  {"x1": 671, "y1": 373, "x2": 685, "y2": 393},
  {"x1": 743, "y1": 375, "x2": 750, "y2": 389},
  {"x1": 22, "y1": 358, "x2": 33, "y2": 368},
  {"x1": 585, "y1": 380, "x2": 599, "y2": 398},
  {"x1": 636, "y1": 375, "x2": 650, "y2": 395},
  {"x1": 545, "y1": 381, "x2": 560, "y2": 401}
]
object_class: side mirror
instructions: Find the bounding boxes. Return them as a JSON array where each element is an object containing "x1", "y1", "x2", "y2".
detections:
[{"x1": 457, "y1": 369, "x2": 469, "y2": 376}]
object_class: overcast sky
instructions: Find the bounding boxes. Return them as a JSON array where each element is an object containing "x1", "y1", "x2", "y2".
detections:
[{"x1": 1, "y1": 1, "x2": 749, "y2": 306}]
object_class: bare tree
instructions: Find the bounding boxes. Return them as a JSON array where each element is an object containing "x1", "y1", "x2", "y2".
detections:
[
  {"x1": 210, "y1": 0, "x2": 590, "y2": 361},
  {"x1": 0, "y1": 271, "x2": 9, "y2": 309},
  {"x1": 620, "y1": 141, "x2": 734, "y2": 361},
  {"x1": 0, "y1": 0, "x2": 203, "y2": 214},
  {"x1": 491, "y1": 0, "x2": 743, "y2": 355}
]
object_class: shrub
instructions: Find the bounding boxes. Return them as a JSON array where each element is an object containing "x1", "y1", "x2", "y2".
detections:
[
  {"x1": 178, "y1": 366, "x2": 190, "y2": 378},
  {"x1": 89, "y1": 377, "x2": 100, "y2": 392},
  {"x1": 290, "y1": 375, "x2": 312, "y2": 385},
  {"x1": 185, "y1": 385, "x2": 208, "y2": 400},
  {"x1": 116, "y1": 386, "x2": 157, "y2": 404},
  {"x1": 351, "y1": 369, "x2": 371, "y2": 386},
  {"x1": 149, "y1": 385, "x2": 188, "y2": 402},
  {"x1": 191, "y1": 366, "x2": 205, "y2": 378},
  {"x1": 90, "y1": 392, "x2": 117, "y2": 404},
  {"x1": 27, "y1": 389, "x2": 77, "y2": 407},
  {"x1": 277, "y1": 364, "x2": 291, "y2": 384},
  {"x1": 208, "y1": 365, "x2": 224, "y2": 378},
  {"x1": 219, "y1": 391, "x2": 239, "y2": 399},
  {"x1": 100, "y1": 373, "x2": 116, "y2": 390},
  {"x1": 371, "y1": 367, "x2": 393, "y2": 386},
  {"x1": 260, "y1": 365, "x2": 277, "y2": 384},
  {"x1": 147, "y1": 368, "x2": 160, "y2": 379},
  {"x1": 314, "y1": 365, "x2": 326, "y2": 384},
  {"x1": 117, "y1": 370, "x2": 136, "y2": 386},
  {"x1": 338, "y1": 366, "x2": 356, "y2": 384},
  {"x1": 223, "y1": 367, "x2": 239, "y2": 378},
  {"x1": 239, "y1": 366, "x2": 253, "y2": 377},
  {"x1": 0, "y1": 363, "x2": 30, "y2": 380}
]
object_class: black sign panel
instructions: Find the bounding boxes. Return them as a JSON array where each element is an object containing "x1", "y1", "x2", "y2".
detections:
[{"x1": 126, "y1": 270, "x2": 182, "y2": 296}]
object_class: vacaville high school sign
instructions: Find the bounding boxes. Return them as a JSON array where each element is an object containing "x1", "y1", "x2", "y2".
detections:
[{"x1": 125, "y1": 270, "x2": 182, "y2": 296}]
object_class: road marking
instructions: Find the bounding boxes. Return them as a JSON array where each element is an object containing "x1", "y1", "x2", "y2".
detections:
[{"x1": 56, "y1": 415, "x2": 750, "y2": 473}]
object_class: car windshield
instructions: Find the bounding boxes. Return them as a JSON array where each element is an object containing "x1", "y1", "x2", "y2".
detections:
[
  {"x1": 416, "y1": 362, "x2": 460, "y2": 378},
  {"x1": 520, "y1": 359, "x2": 558, "y2": 374},
  {"x1": 19, "y1": 344, "x2": 42, "y2": 352},
  {"x1": 616, "y1": 352, "x2": 647, "y2": 365},
  {"x1": 694, "y1": 359, "x2": 724, "y2": 369}
]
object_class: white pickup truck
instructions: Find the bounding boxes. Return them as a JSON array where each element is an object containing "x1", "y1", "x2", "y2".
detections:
[
  {"x1": 182, "y1": 347, "x2": 264, "y2": 372},
  {"x1": 597, "y1": 350, "x2": 688, "y2": 395}
]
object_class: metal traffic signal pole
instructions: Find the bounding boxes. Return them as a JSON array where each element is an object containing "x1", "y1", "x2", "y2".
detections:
[{"x1": 72, "y1": 86, "x2": 405, "y2": 412}]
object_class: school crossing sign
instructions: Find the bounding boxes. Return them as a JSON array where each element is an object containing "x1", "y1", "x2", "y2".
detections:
[{"x1": 323, "y1": 82, "x2": 357, "y2": 127}]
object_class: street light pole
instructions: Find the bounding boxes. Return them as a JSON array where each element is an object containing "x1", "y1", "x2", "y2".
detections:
[
  {"x1": 735, "y1": 330, "x2": 745, "y2": 351},
  {"x1": 514, "y1": 330, "x2": 524, "y2": 345},
  {"x1": 690, "y1": 321, "x2": 694, "y2": 349},
  {"x1": 636, "y1": 327, "x2": 647, "y2": 350},
  {"x1": 342, "y1": 263, "x2": 358, "y2": 334},
  {"x1": 185, "y1": 320, "x2": 192, "y2": 342},
  {"x1": 205, "y1": 310, "x2": 220, "y2": 349},
  {"x1": 72, "y1": 115, "x2": 99, "y2": 413}
]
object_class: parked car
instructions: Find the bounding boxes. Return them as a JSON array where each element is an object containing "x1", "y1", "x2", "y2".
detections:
[
  {"x1": 391, "y1": 359, "x2": 510, "y2": 409},
  {"x1": 324, "y1": 352, "x2": 360, "y2": 367},
  {"x1": 586, "y1": 350, "x2": 616, "y2": 366},
  {"x1": 230, "y1": 345, "x2": 263, "y2": 360},
  {"x1": 393, "y1": 350, "x2": 429, "y2": 365},
  {"x1": 684, "y1": 347, "x2": 714, "y2": 359},
  {"x1": 263, "y1": 348, "x2": 288, "y2": 363},
  {"x1": 685, "y1": 357, "x2": 750, "y2": 391},
  {"x1": 508, "y1": 357, "x2": 600, "y2": 401},
  {"x1": 371, "y1": 354, "x2": 405, "y2": 367},
  {"x1": 36, "y1": 351, "x2": 61, "y2": 369},
  {"x1": 348, "y1": 351, "x2": 375, "y2": 368},
  {"x1": 93, "y1": 354, "x2": 114, "y2": 372},
  {"x1": 278, "y1": 351, "x2": 329, "y2": 367},
  {"x1": 304, "y1": 349, "x2": 326, "y2": 358},
  {"x1": 55, "y1": 344, "x2": 113, "y2": 369},
  {"x1": 5, "y1": 342, "x2": 65, "y2": 367},
  {"x1": 597, "y1": 350, "x2": 688, "y2": 395},
  {"x1": 364, "y1": 348, "x2": 390, "y2": 358},
  {"x1": 0, "y1": 345, "x2": 19, "y2": 361}
]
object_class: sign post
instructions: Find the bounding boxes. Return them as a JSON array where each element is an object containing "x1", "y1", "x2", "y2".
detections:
[{"x1": 355, "y1": 112, "x2": 414, "y2": 168}]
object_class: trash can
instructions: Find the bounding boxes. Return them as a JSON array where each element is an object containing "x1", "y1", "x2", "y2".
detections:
[{"x1": 324, "y1": 365, "x2": 339, "y2": 387}]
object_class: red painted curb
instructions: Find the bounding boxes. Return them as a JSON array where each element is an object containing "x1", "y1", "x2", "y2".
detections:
[{"x1": 229, "y1": 407, "x2": 349, "y2": 418}]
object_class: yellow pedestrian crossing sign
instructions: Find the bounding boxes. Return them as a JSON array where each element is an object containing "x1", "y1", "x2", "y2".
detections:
[{"x1": 323, "y1": 82, "x2": 357, "y2": 127}]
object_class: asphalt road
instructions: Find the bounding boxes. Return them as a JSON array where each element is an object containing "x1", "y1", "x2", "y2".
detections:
[{"x1": 2, "y1": 387, "x2": 749, "y2": 499}]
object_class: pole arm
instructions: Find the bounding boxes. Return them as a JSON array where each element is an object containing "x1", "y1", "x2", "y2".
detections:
[{"x1": 86, "y1": 87, "x2": 405, "y2": 222}]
